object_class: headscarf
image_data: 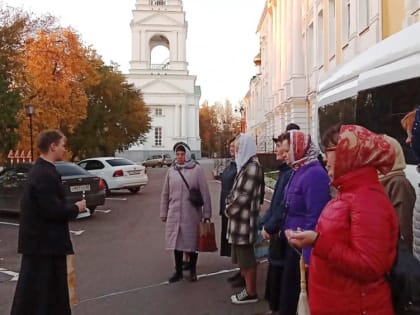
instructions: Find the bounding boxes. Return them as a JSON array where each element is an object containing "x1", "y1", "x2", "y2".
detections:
[
  {"x1": 235, "y1": 133, "x2": 257, "y2": 173},
  {"x1": 288, "y1": 130, "x2": 319, "y2": 170},
  {"x1": 378, "y1": 135, "x2": 406, "y2": 181},
  {"x1": 174, "y1": 142, "x2": 195, "y2": 169},
  {"x1": 333, "y1": 125, "x2": 395, "y2": 180}
]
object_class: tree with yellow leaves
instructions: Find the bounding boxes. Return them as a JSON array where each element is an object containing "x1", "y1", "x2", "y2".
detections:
[{"x1": 17, "y1": 27, "x2": 99, "y2": 156}]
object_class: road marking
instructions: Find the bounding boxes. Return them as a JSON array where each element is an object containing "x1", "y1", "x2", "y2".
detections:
[
  {"x1": 70, "y1": 230, "x2": 85, "y2": 236},
  {"x1": 106, "y1": 197, "x2": 127, "y2": 201},
  {"x1": 95, "y1": 209, "x2": 112, "y2": 214},
  {"x1": 76, "y1": 266, "x2": 253, "y2": 306},
  {"x1": 0, "y1": 268, "x2": 19, "y2": 281},
  {"x1": 0, "y1": 221, "x2": 19, "y2": 227}
]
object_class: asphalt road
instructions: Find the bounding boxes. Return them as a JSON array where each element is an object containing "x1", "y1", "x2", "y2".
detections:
[{"x1": 0, "y1": 159, "x2": 272, "y2": 315}]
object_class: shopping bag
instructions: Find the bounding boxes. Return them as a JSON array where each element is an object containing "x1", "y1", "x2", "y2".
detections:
[
  {"x1": 297, "y1": 255, "x2": 311, "y2": 315},
  {"x1": 198, "y1": 221, "x2": 218, "y2": 252},
  {"x1": 67, "y1": 255, "x2": 77, "y2": 307},
  {"x1": 254, "y1": 229, "x2": 270, "y2": 260}
]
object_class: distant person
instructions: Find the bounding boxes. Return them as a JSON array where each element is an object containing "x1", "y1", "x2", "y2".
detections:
[
  {"x1": 287, "y1": 124, "x2": 398, "y2": 315},
  {"x1": 160, "y1": 142, "x2": 212, "y2": 282},
  {"x1": 225, "y1": 134, "x2": 264, "y2": 304},
  {"x1": 259, "y1": 132, "x2": 293, "y2": 314},
  {"x1": 11, "y1": 129, "x2": 87, "y2": 315},
  {"x1": 379, "y1": 136, "x2": 415, "y2": 253}
]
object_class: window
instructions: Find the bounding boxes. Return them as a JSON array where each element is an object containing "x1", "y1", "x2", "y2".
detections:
[
  {"x1": 329, "y1": 0, "x2": 336, "y2": 56},
  {"x1": 307, "y1": 23, "x2": 314, "y2": 72},
  {"x1": 358, "y1": 0, "x2": 369, "y2": 31},
  {"x1": 317, "y1": 10, "x2": 324, "y2": 67},
  {"x1": 155, "y1": 127, "x2": 162, "y2": 146},
  {"x1": 342, "y1": 0, "x2": 350, "y2": 44},
  {"x1": 155, "y1": 108, "x2": 163, "y2": 116}
]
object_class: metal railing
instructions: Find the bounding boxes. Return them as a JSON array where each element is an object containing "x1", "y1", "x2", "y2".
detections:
[{"x1": 150, "y1": 63, "x2": 170, "y2": 70}]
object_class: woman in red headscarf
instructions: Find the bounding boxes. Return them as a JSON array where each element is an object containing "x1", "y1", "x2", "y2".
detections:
[{"x1": 287, "y1": 125, "x2": 399, "y2": 315}]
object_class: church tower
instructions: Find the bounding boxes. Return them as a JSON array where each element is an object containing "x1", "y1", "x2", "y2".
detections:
[{"x1": 126, "y1": 0, "x2": 201, "y2": 160}]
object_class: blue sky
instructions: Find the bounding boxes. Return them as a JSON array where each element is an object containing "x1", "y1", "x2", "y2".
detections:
[{"x1": 2, "y1": 0, "x2": 264, "y2": 105}]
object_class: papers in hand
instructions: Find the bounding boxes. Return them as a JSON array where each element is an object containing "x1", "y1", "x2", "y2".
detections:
[{"x1": 76, "y1": 208, "x2": 91, "y2": 219}]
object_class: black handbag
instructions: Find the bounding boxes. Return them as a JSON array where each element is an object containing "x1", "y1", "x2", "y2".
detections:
[
  {"x1": 177, "y1": 169, "x2": 204, "y2": 208},
  {"x1": 387, "y1": 237, "x2": 420, "y2": 315}
]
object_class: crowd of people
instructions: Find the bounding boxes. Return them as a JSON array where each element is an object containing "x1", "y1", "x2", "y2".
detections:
[
  {"x1": 159, "y1": 116, "x2": 420, "y2": 315},
  {"x1": 9, "y1": 110, "x2": 420, "y2": 314}
]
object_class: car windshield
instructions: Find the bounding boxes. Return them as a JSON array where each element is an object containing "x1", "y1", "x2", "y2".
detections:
[
  {"x1": 55, "y1": 163, "x2": 89, "y2": 176},
  {"x1": 106, "y1": 158, "x2": 135, "y2": 166}
]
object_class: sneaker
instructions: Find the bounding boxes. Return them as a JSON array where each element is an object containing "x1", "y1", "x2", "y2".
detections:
[
  {"x1": 230, "y1": 276, "x2": 246, "y2": 288},
  {"x1": 168, "y1": 272, "x2": 183, "y2": 283},
  {"x1": 231, "y1": 288, "x2": 258, "y2": 304},
  {"x1": 227, "y1": 271, "x2": 241, "y2": 282}
]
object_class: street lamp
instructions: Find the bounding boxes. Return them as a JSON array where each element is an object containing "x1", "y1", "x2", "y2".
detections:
[
  {"x1": 235, "y1": 106, "x2": 246, "y2": 132},
  {"x1": 26, "y1": 105, "x2": 34, "y2": 162}
]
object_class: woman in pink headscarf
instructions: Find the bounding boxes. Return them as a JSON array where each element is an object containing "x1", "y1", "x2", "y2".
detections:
[
  {"x1": 275, "y1": 130, "x2": 331, "y2": 315},
  {"x1": 287, "y1": 125, "x2": 399, "y2": 315}
]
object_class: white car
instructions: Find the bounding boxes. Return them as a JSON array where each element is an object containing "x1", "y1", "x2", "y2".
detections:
[{"x1": 78, "y1": 157, "x2": 148, "y2": 195}]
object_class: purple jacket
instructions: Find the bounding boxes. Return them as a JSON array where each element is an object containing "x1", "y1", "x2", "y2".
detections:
[{"x1": 284, "y1": 161, "x2": 330, "y2": 263}]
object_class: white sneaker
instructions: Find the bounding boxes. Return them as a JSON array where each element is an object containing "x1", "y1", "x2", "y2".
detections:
[{"x1": 231, "y1": 288, "x2": 259, "y2": 304}]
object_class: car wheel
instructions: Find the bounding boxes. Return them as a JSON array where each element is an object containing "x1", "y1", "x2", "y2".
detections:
[
  {"x1": 129, "y1": 187, "x2": 140, "y2": 194},
  {"x1": 89, "y1": 206, "x2": 96, "y2": 215}
]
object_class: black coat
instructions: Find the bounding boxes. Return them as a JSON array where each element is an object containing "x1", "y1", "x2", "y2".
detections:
[
  {"x1": 18, "y1": 158, "x2": 79, "y2": 256},
  {"x1": 219, "y1": 160, "x2": 237, "y2": 216}
]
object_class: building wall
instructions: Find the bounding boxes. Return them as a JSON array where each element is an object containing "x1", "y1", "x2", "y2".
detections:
[{"x1": 382, "y1": 0, "x2": 405, "y2": 38}]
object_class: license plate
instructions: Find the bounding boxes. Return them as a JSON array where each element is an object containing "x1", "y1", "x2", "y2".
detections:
[
  {"x1": 128, "y1": 170, "x2": 141, "y2": 175},
  {"x1": 70, "y1": 184, "x2": 91, "y2": 193}
]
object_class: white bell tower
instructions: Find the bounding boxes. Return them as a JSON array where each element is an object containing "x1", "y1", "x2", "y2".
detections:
[{"x1": 125, "y1": 0, "x2": 202, "y2": 161}]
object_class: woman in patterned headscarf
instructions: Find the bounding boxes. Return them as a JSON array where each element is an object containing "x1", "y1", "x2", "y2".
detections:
[
  {"x1": 274, "y1": 130, "x2": 330, "y2": 315},
  {"x1": 287, "y1": 125, "x2": 398, "y2": 315}
]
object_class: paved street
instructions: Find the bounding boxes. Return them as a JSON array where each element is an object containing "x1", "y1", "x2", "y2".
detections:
[{"x1": 0, "y1": 159, "x2": 272, "y2": 315}]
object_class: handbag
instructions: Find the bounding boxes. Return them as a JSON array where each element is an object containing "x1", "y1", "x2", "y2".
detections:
[
  {"x1": 177, "y1": 168, "x2": 204, "y2": 207},
  {"x1": 198, "y1": 221, "x2": 218, "y2": 252},
  {"x1": 387, "y1": 237, "x2": 420, "y2": 315}
]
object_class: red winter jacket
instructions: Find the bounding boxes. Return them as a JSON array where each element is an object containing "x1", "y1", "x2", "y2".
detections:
[{"x1": 309, "y1": 167, "x2": 398, "y2": 315}]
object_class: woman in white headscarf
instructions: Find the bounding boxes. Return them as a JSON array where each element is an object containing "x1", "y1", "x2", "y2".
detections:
[
  {"x1": 160, "y1": 142, "x2": 212, "y2": 283},
  {"x1": 225, "y1": 134, "x2": 265, "y2": 304}
]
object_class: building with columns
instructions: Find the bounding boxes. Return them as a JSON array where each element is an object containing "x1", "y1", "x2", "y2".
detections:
[
  {"x1": 122, "y1": 0, "x2": 201, "y2": 162},
  {"x1": 245, "y1": 0, "x2": 420, "y2": 151}
]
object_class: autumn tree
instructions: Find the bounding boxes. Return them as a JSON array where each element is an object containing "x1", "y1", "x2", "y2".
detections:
[
  {"x1": 68, "y1": 63, "x2": 151, "y2": 159},
  {"x1": 16, "y1": 27, "x2": 99, "y2": 156},
  {"x1": 0, "y1": 7, "x2": 41, "y2": 162}
]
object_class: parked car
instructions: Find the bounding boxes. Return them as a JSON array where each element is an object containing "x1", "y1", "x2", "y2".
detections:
[
  {"x1": 77, "y1": 157, "x2": 148, "y2": 195},
  {"x1": 142, "y1": 154, "x2": 173, "y2": 168},
  {"x1": 0, "y1": 162, "x2": 106, "y2": 215}
]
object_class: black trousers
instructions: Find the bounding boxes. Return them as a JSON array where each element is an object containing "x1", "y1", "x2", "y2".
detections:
[
  {"x1": 11, "y1": 255, "x2": 71, "y2": 315},
  {"x1": 277, "y1": 245, "x2": 300, "y2": 315},
  {"x1": 220, "y1": 215, "x2": 231, "y2": 257}
]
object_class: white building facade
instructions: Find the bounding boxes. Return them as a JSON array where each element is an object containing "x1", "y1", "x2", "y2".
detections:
[
  {"x1": 246, "y1": 0, "x2": 420, "y2": 150},
  {"x1": 123, "y1": 0, "x2": 201, "y2": 161}
]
